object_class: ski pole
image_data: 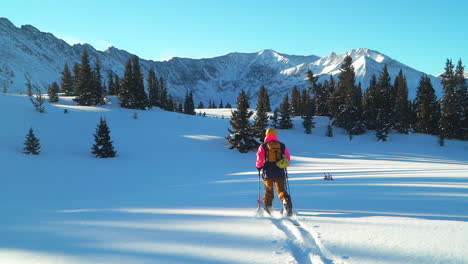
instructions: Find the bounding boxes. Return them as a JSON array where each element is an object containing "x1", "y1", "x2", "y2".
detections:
[
  {"x1": 257, "y1": 169, "x2": 262, "y2": 209},
  {"x1": 285, "y1": 168, "x2": 291, "y2": 197}
]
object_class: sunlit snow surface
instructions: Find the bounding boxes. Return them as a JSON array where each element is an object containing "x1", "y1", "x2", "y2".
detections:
[{"x1": 1, "y1": 94, "x2": 467, "y2": 264}]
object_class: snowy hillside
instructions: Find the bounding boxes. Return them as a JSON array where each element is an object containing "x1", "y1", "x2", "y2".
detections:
[
  {"x1": 1, "y1": 94, "x2": 467, "y2": 264},
  {"x1": 0, "y1": 17, "x2": 446, "y2": 106}
]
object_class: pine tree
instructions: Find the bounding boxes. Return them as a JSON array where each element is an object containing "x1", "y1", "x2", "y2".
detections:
[
  {"x1": 414, "y1": 75, "x2": 440, "y2": 135},
  {"x1": 302, "y1": 90, "x2": 315, "y2": 134},
  {"x1": 225, "y1": 102, "x2": 232, "y2": 108},
  {"x1": 226, "y1": 90, "x2": 257, "y2": 153},
  {"x1": 326, "y1": 122, "x2": 334, "y2": 137},
  {"x1": 362, "y1": 74, "x2": 378, "y2": 129},
  {"x1": 92, "y1": 57, "x2": 105, "y2": 105},
  {"x1": 114, "y1": 74, "x2": 121, "y2": 96},
  {"x1": 271, "y1": 108, "x2": 279, "y2": 128},
  {"x1": 335, "y1": 55, "x2": 364, "y2": 136},
  {"x1": 29, "y1": 86, "x2": 46, "y2": 113},
  {"x1": 74, "y1": 49, "x2": 97, "y2": 106},
  {"x1": 159, "y1": 76, "x2": 169, "y2": 110},
  {"x1": 278, "y1": 94, "x2": 293, "y2": 129},
  {"x1": 48, "y1": 82, "x2": 60, "y2": 103},
  {"x1": 107, "y1": 71, "x2": 116, "y2": 96},
  {"x1": 253, "y1": 86, "x2": 270, "y2": 141},
  {"x1": 148, "y1": 67, "x2": 160, "y2": 107},
  {"x1": 23, "y1": 127, "x2": 40, "y2": 155},
  {"x1": 393, "y1": 69, "x2": 411, "y2": 133},
  {"x1": 91, "y1": 117, "x2": 116, "y2": 158},
  {"x1": 60, "y1": 63, "x2": 74, "y2": 96},
  {"x1": 291, "y1": 85, "x2": 302, "y2": 116},
  {"x1": 218, "y1": 99, "x2": 224, "y2": 109},
  {"x1": 72, "y1": 63, "x2": 80, "y2": 96},
  {"x1": 198, "y1": 101, "x2": 205, "y2": 108},
  {"x1": 258, "y1": 85, "x2": 271, "y2": 112},
  {"x1": 131, "y1": 56, "x2": 149, "y2": 109},
  {"x1": 454, "y1": 59, "x2": 467, "y2": 140},
  {"x1": 183, "y1": 91, "x2": 196, "y2": 115},
  {"x1": 375, "y1": 65, "x2": 393, "y2": 141},
  {"x1": 439, "y1": 59, "x2": 460, "y2": 139}
]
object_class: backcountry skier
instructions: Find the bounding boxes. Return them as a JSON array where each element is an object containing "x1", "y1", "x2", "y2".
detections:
[{"x1": 256, "y1": 128, "x2": 293, "y2": 216}]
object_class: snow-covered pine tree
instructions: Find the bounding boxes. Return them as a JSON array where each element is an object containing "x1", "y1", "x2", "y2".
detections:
[
  {"x1": 375, "y1": 65, "x2": 393, "y2": 141},
  {"x1": 60, "y1": 63, "x2": 74, "y2": 96},
  {"x1": 253, "y1": 86, "x2": 270, "y2": 141},
  {"x1": 393, "y1": 69, "x2": 411, "y2": 133},
  {"x1": 414, "y1": 75, "x2": 440, "y2": 135},
  {"x1": 278, "y1": 94, "x2": 293, "y2": 129},
  {"x1": 439, "y1": 59, "x2": 460, "y2": 139},
  {"x1": 48, "y1": 82, "x2": 60, "y2": 103},
  {"x1": 92, "y1": 118, "x2": 116, "y2": 158},
  {"x1": 226, "y1": 90, "x2": 257, "y2": 153},
  {"x1": 23, "y1": 127, "x2": 40, "y2": 155}
]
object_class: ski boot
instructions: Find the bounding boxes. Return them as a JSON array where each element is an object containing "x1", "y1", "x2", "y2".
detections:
[{"x1": 283, "y1": 195, "x2": 293, "y2": 217}]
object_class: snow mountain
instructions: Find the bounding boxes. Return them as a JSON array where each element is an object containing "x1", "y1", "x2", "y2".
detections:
[{"x1": 0, "y1": 17, "x2": 445, "y2": 106}]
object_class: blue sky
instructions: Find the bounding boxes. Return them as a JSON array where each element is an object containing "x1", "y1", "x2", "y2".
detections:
[{"x1": 1, "y1": 0, "x2": 467, "y2": 75}]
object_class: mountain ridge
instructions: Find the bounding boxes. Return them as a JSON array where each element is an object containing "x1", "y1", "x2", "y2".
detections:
[{"x1": 0, "y1": 17, "x2": 446, "y2": 106}]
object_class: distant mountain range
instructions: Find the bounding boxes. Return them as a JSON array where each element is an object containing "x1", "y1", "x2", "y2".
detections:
[{"x1": 0, "y1": 17, "x2": 454, "y2": 106}]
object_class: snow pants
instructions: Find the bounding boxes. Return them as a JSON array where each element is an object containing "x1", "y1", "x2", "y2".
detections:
[{"x1": 263, "y1": 177, "x2": 288, "y2": 207}]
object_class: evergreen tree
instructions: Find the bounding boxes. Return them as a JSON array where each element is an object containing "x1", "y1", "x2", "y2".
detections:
[
  {"x1": 29, "y1": 86, "x2": 46, "y2": 113},
  {"x1": 257, "y1": 85, "x2": 271, "y2": 112},
  {"x1": 120, "y1": 56, "x2": 149, "y2": 109},
  {"x1": 362, "y1": 74, "x2": 378, "y2": 129},
  {"x1": 326, "y1": 122, "x2": 334, "y2": 137},
  {"x1": 159, "y1": 76, "x2": 169, "y2": 110},
  {"x1": 72, "y1": 63, "x2": 80, "y2": 96},
  {"x1": 291, "y1": 85, "x2": 302, "y2": 116},
  {"x1": 226, "y1": 90, "x2": 257, "y2": 153},
  {"x1": 107, "y1": 70, "x2": 116, "y2": 96},
  {"x1": 393, "y1": 69, "x2": 411, "y2": 133},
  {"x1": 91, "y1": 117, "x2": 116, "y2": 158},
  {"x1": 454, "y1": 59, "x2": 468, "y2": 140},
  {"x1": 439, "y1": 59, "x2": 460, "y2": 139},
  {"x1": 306, "y1": 69, "x2": 318, "y2": 94},
  {"x1": 92, "y1": 57, "x2": 105, "y2": 105},
  {"x1": 198, "y1": 101, "x2": 205, "y2": 108},
  {"x1": 148, "y1": 67, "x2": 160, "y2": 107},
  {"x1": 74, "y1": 49, "x2": 97, "y2": 106},
  {"x1": 219, "y1": 99, "x2": 224, "y2": 109},
  {"x1": 414, "y1": 75, "x2": 440, "y2": 135},
  {"x1": 48, "y1": 82, "x2": 60, "y2": 103},
  {"x1": 60, "y1": 63, "x2": 74, "y2": 96},
  {"x1": 131, "y1": 56, "x2": 149, "y2": 109},
  {"x1": 183, "y1": 91, "x2": 196, "y2": 115},
  {"x1": 225, "y1": 102, "x2": 232, "y2": 108},
  {"x1": 26, "y1": 79, "x2": 33, "y2": 97},
  {"x1": 271, "y1": 108, "x2": 279, "y2": 128},
  {"x1": 253, "y1": 86, "x2": 270, "y2": 141},
  {"x1": 23, "y1": 127, "x2": 40, "y2": 155},
  {"x1": 375, "y1": 65, "x2": 393, "y2": 141},
  {"x1": 114, "y1": 74, "x2": 121, "y2": 96},
  {"x1": 278, "y1": 94, "x2": 293, "y2": 129},
  {"x1": 335, "y1": 55, "x2": 364, "y2": 136},
  {"x1": 302, "y1": 90, "x2": 315, "y2": 134}
]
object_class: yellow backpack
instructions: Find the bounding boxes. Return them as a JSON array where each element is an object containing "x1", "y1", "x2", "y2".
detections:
[{"x1": 263, "y1": 141, "x2": 289, "y2": 168}]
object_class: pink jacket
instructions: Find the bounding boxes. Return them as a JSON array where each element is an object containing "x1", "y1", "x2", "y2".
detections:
[{"x1": 256, "y1": 134, "x2": 291, "y2": 168}]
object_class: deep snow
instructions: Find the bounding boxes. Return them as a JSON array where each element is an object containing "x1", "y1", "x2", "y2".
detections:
[{"x1": 1, "y1": 94, "x2": 467, "y2": 264}]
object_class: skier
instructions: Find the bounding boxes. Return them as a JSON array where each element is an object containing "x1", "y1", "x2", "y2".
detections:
[{"x1": 256, "y1": 128, "x2": 293, "y2": 216}]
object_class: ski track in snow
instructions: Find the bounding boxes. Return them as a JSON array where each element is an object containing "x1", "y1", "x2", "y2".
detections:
[{"x1": 267, "y1": 211, "x2": 336, "y2": 264}]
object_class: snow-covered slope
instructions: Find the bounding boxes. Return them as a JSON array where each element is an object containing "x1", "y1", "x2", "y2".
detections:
[
  {"x1": 1, "y1": 93, "x2": 467, "y2": 264},
  {"x1": 0, "y1": 17, "x2": 445, "y2": 106}
]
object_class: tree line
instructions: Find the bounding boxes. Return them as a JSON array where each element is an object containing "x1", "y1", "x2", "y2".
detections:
[{"x1": 227, "y1": 55, "x2": 467, "y2": 152}]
